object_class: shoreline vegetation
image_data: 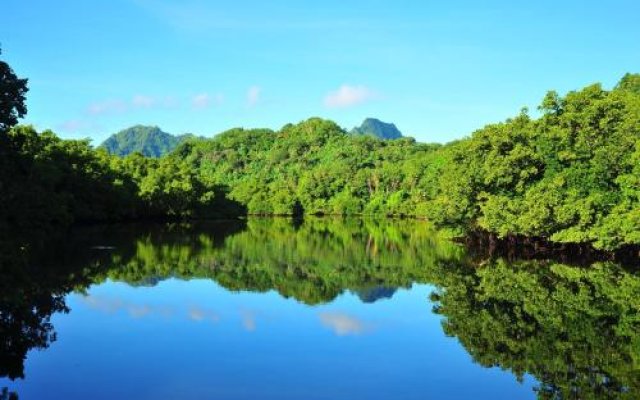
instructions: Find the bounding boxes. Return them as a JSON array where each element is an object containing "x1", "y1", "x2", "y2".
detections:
[{"x1": 2, "y1": 51, "x2": 640, "y2": 257}]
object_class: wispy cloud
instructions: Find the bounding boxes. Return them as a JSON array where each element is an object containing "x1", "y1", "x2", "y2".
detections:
[
  {"x1": 241, "y1": 310, "x2": 257, "y2": 332},
  {"x1": 246, "y1": 86, "x2": 261, "y2": 107},
  {"x1": 132, "y1": 94, "x2": 156, "y2": 108},
  {"x1": 131, "y1": 94, "x2": 179, "y2": 110},
  {"x1": 192, "y1": 93, "x2": 211, "y2": 109},
  {"x1": 319, "y1": 312, "x2": 372, "y2": 336},
  {"x1": 81, "y1": 295, "x2": 123, "y2": 313},
  {"x1": 80, "y1": 295, "x2": 173, "y2": 319},
  {"x1": 87, "y1": 99, "x2": 128, "y2": 115},
  {"x1": 128, "y1": 304, "x2": 152, "y2": 318},
  {"x1": 324, "y1": 85, "x2": 377, "y2": 108},
  {"x1": 188, "y1": 306, "x2": 220, "y2": 323},
  {"x1": 57, "y1": 119, "x2": 93, "y2": 133},
  {"x1": 87, "y1": 95, "x2": 182, "y2": 116},
  {"x1": 191, "y1": 92, "x2": 224, "y2": 110}
]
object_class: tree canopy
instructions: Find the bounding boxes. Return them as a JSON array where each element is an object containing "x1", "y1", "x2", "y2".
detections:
[{"x1": 0, "y1": 48, "x2": 27, "y2": 134}]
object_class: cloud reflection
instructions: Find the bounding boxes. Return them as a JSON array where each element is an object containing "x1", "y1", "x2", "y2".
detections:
[
  {"x1": 241, "y1": 310, "x2": 256, "y2": 332},
  {"x1": 188, "y1": 306, "x2": 220, "y2": 323},
  {"x1": 80, "y1": 295, "x2": 173, "y2": 319},
  {"x1": 319, "y1": 312, "x2": 371, "y2": 336}
]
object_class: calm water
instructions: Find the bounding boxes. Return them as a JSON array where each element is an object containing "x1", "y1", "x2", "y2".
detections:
[{"x1": 1, "y1": 218, "x2": 639, "y2": 399}]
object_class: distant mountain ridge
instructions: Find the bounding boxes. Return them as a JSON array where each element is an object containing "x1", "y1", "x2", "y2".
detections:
[
  {"x1": 350, "y1": 118, "x2": 403, "y2": 140},
  {"x1": 100, "y1": 125, "x2": 194, "y2": 157},
  {"x1": 101, "y1": 119, "x2": 403, "y2": 158}
]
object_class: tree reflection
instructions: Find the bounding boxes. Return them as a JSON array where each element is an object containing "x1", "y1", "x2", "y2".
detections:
[
  {"x1": 95, "y1": 217, "x2": 464, "y2": 304},
  {"x1": 430, "y1": 258, "x2": 640, "y2": 399},
  {"x1": 0, "y1": 237, "x2": 96, "y2": 398}
]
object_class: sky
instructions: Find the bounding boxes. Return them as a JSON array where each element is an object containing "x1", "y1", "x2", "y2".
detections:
[{"x1": 1, "y1": 0, "x2": 639, "y2": 144}]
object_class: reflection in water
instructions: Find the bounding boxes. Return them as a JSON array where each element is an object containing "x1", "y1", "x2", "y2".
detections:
[
  {"x1": 0, "y1": 236, "x2": 107, "y2": 398},
  {"x1": 353, "y1": 286, "x2": 397, "y2": 303},
  {"x1": 187, "y1": 306, "x2": 220, "y2": 323},
  {"x1": 87, "y1": 218, "x2": 464, "y2": 304},
  {"x1": 1, "y1": 217, "x2": 639, "y2": 399},
  {"x1": 430, "y1": 259, "x2": 640, "y2": 399},
  {"x1": 80, "y1": 294, "x2": 174, "y2": 319},
  {"x1": 319, "y1": 312, "x2": 371, "y2": 336}
]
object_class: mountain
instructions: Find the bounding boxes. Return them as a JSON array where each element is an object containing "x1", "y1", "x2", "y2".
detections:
[
  {"x1": 100, "y1": 125, "x2": 193, "y2": 157},
  {"x1": 350, "y1": 118, "x2": 403, "y2": 140}
]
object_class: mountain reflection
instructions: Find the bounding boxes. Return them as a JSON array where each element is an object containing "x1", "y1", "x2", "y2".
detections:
[{"x1": 1, "y1": 217, "x2": 640, "y2": 399}]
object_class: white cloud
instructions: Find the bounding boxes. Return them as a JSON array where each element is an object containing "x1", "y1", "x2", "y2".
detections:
[
  {"x1": 133, "y1": 94, "x2": 179, "y2": 109},
  {"x1": 81, "y1": 295, "x2": 123, "y2": 313},
  {"x1": 192, "y1": 92, "x2": 224, "y2": 110},
  {"x1": 319, "y1": 312, "x2": 371, "y2": 336},
  {"x1": 192, "y1": 93, "x2": 211, "y2": 109},
  {"x1": 88, "y1": 95, "x2": 180, "y2": 116},
  {"x1": 57, "y1": 119, "x2": 89, "y2": 133},
  {"x1": 188, "y1": 306, "x2": 220, "y2": 323},
  {"x1": 324, "y1": 85, "x2": 377, "y2": 108},
  {"x1": 241, "y1": 310, "x2": 256, "y2": 332},
  {"x1": 80, "y1": 295, "x2": 174, "y2": 319},
  {"x1": 246, "y1": 86, "x2": 261, "y2": 107},
  {"x1": 132, "y1": 94, "x2": 156, "y2": 108},
  {"x1": 87, "y1": 99, "x2": 128, "y2": 115},
  {"x1": 128, "y1": 305, "x2": 152, "y2": 319}
]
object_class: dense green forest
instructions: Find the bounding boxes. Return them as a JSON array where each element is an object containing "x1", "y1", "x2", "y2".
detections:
[{"x1": 1, "y1": 50, "x2": 639, "y2": 251}]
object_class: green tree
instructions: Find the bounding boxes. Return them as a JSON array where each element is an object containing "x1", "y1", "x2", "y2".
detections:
[{"x1": 0, "y1": 48, "x2": 28, "y2": 134}]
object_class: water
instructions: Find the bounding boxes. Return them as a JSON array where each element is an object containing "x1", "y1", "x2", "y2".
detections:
[{"x1": 1, "y1": 218, "x2": 638, "y2": 399}]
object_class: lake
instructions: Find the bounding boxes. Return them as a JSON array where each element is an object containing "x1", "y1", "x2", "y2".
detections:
[{"x1": 1, "y1": 217, "x2": 638, "y2": 399}]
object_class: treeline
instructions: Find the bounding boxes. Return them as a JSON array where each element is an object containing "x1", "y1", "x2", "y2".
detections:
[
  {"x1": 2, "y1": 48, "x2": 640, "y2": 251},
  {"x1": 0, "y1": 126, "x2": 244, "y2": 233}
]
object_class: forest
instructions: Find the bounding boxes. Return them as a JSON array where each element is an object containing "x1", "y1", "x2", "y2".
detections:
[{"x1": 2, "y1": 50, "x2": 640, "y2": 252}]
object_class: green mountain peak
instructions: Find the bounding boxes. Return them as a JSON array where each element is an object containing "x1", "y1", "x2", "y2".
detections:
[
  {"x1": 100, "y1": 125, "x2": 193, "y2": 157},
  {"x1": 350, "y1": 118, "x2": 403, "y2": 140}
]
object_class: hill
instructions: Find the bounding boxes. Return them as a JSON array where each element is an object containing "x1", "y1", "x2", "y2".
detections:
[
  {"x1": 100, "y1": 125, "x2": 193, "y2": 157},
  {"x1": 350, "y1": 118, "x2": 403, "y2": 140}
]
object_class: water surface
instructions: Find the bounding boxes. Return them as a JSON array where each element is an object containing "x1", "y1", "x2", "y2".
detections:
[{"x1": 1, "y1": 218, "x2": 638, "y2": 399}]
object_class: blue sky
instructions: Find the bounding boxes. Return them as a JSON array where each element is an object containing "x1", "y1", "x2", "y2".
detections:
[{"x1": 1, "y1": 0, "x2": 639, "y2": 144}]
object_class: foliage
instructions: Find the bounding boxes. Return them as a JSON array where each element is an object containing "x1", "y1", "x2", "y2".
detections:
[
  {"x1": 0, "y1": 48, "x2": 28, "y2": 134},
  {"x1": 176, "y1": 118, "x2": 441, "y2": 217},
  {"x1": 0, "y1": 125, "x2": 243, "y2": 234},
  {"x1": 425, "y1": 76, "x2": 640, "y2": 250},
  {"x1": 431, "y1": 258, "x2": 640, "y2": 399}
]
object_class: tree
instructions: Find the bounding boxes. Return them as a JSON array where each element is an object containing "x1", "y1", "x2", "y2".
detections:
[{"x1": 0, "y1": 47, "x2": 28, "y2": 134}]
